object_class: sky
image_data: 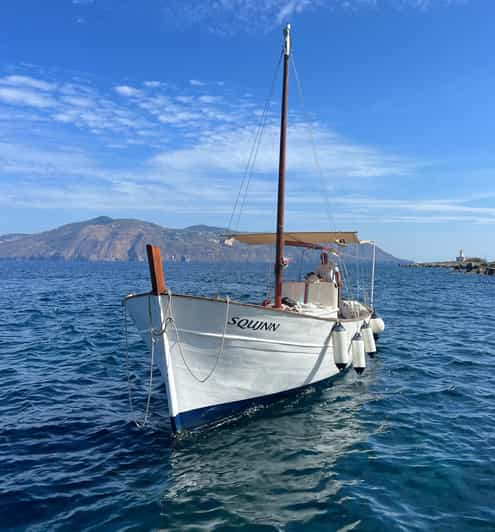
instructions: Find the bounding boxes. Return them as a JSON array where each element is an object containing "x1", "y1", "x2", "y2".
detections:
[{"x1": 0, "y1": 0, "x2": 493, "y2": 261}]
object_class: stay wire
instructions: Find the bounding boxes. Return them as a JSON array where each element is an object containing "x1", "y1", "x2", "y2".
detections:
[
  {"x1": 292, "y1": 53, "x2": 356, "y2": 298},
  {"x1": 227, "y1": 51, "x2": 283, "y2": 233},
  {"x1": 234, "y1": 51, "x2": 283, "y2": 232},
  {"x1": 291, "y1": 53, "x2": 336, "y2": 234}
]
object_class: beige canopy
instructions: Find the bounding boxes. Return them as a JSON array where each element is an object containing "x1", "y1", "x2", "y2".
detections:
[{"x1": 225, "y1": 231, "x2": 360, "y2": 246}]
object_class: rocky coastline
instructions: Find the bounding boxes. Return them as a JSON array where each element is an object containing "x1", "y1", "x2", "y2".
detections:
[{"x1": 402, "y1": 259, "x2": 495, "y2": 276}]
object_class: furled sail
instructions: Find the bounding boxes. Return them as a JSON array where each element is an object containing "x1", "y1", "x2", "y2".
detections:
[{"x1": 224, "y1": 231, "x2": 360, "y2": 246}]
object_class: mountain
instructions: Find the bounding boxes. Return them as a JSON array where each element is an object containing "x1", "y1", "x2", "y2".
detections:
[
  {"x1": 0, "y1": 216, "x2": 410, "y2": 263},
  {"x1": 0, "y1": 216, "x2": 259, "y2": 262},
  {"x1": 337, "y1": 244, "x2": 405, "y2": 264},
  {"x1": 0, "y1": 233, "x2": 29, "y2": 244}
]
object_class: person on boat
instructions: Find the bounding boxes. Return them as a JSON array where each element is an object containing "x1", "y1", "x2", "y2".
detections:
[{"x1": 315, "y1": 252, "x2": 336, "y2": 284}]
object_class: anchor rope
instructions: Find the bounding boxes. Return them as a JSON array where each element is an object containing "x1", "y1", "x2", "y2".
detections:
[
  {"x1": 123, "y1": 302, "x2": 134, "y2": 415},
  {"x1": 122, "y1": 291, "x2": 231, "y2": 428},
  {"x1": 123, "y1": 300, "x2": 156, "y2": 428}
]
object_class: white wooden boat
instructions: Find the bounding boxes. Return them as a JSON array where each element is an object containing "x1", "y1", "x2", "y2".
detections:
[{"x1": 124, "y1": 25, "x2": 385, "y2": 433}]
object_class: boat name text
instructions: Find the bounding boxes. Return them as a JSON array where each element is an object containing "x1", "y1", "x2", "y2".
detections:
[{"x1": 228, "y1": 316, "x2": 281, "y2": 332}]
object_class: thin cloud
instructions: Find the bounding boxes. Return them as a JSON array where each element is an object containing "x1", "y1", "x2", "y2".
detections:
[
  {"x1": 0, "y1": 141, "x2": 107, "y2": 180},
  {"x1": 276, "y1": 0, "x2": 312, "y2": 25},
  {"x1": 0, "y1": 74, "x2": 56, "y2": 91},
  {"x1": 198, "y1": 95, "x2": 223, "y2": 103},
  {"x1": 320, "y1": 195, "x2": 495, "y2": 223},
  {"x1": 0, "y1": 65, "x2": 425, "y2": 230},
  {"x1": 176, "y1": 96, "x2": 194, "y2": 103},
  {"x1": 61, "y1": 95, "x2": 94, "y2": 108},
  {"x1": 164, "y1": 0, "x2": 463, "y2": 34},
  {"x1": 114, "y1": 85, "x2": 142, "y2": 97},
  {"x1": 143, "y1": 80, "x2": 161, "y2": 88},
  {"x1": 0, "y1": 87, "x2": 56, "y2": 108},
  {"x1": 151, "y1": 121, "x2": 413, "y2": 178}
]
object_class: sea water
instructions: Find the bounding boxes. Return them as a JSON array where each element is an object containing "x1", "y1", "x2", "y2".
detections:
[{"x1": 1, "y1": 261, "x2": 494, "y2": 531}]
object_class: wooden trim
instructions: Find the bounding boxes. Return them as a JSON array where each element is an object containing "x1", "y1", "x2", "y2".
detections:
[{"x1": 146, "y1": 244, "x2": 166, "y2": 295}]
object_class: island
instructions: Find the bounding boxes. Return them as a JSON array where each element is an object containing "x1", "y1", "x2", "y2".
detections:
[
  {"x1": 0, "y1": 216, "x2": 407, "y2": 264},
  {"x1": 402, "y1": 249, "x2": 495, "y2": 276}
]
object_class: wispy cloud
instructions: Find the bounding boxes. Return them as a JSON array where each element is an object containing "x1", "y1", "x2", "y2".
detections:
[
  {"x1": 312, "y1": 195, "x2": 495, "y2": 225},
  {"x1": 0, "y1": 141, "x2": 107, "y2": 180},
  {"x1": 275, "y1": 0, "x2": 313, "y2": 25},
  {"x1": 114, "y1": 85, "x2": 142, "y2": 97},
  {"x1": 151, "y1": 121, "x2": 413, "y2": 178},
  {"x1": 163, "y1": 0, "x2": 463, "y2": 34},
  {"x1": 7, "y1": 64, "x2": 485, "y2": 232},
  {"x1": 143, "y1": 80, "x2": 161, "y2": 88},
  {"x1": 0, "y1": 86, "x2": 57, "y2": 108},
  {"x1": 1, "y1": 75, "x2": 56, "y2": 91},
  {"x1": 198, "y1": 95, "x2": 223, "y2": 103}
]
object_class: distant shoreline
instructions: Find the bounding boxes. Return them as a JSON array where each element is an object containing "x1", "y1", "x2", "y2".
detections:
[
  {"x1": 0, "y1": 216, "x2": 408, "y2": 264},
  {"x1": 402, "y1": 259, "x2": 495, "y2": 276}
]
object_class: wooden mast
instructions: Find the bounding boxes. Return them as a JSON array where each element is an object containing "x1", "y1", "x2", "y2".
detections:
[{"x1": 274, "y1": 24, "x2": 291, "y2": 308}]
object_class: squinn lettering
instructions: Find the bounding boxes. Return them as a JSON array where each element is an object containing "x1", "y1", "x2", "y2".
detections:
[{"x1": 228, "y1": 316, "x2": 281, "y2": 333}]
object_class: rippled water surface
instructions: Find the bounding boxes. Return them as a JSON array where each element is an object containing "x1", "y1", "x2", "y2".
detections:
[{"x1": 1, "y1": 261, "x2": 494, "y2": 531}]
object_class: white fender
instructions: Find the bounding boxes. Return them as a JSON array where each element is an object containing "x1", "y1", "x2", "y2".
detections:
[
  {"x1": 361, "y1": 322, "x2": 377, "y2": 355},
  {"x1": 351, "y1": 333, "x2": 366, "y2": 374},
  {"x1": 370, "y1": 314, "x2": 385, "y2": 336},
  {"x1": 332, "y1": 322, "x2": 349, "y2": 371}
]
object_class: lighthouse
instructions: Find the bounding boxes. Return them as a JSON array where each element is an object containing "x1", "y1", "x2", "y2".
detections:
[{"x1": 456, "y1": 249, "x2": 465, "y2": 262}]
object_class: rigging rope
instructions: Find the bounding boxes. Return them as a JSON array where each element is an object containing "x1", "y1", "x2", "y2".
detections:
[
  {"x1": 337, "y1": 254, "x2": 351, "y2": 298},
  {"x1": 227, "y1": 51, "x2": 283, "y2": 233},
  {"x1": 357, "y1": 244, "x2": 362, "y2": 303},
  {"x1": 162, "y1": 290, "x2": 231, "y2": 384},
  {"x1": 291, "y1": 54, "x2": 337, "y2": 234},
  {"x1": 292, "y1": 54, "x2": 375, "y2": 310},
  {"x1": 292, "y1": 53, "x2": 354, "y2": 305},
  {"x1": 263, "y1": 260, "x2": 274, "y2": 301}
]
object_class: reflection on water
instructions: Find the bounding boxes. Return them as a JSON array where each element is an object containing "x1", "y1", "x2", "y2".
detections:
[{"x1": 162, "y1": 373, "x2": 381, "y2": 529}]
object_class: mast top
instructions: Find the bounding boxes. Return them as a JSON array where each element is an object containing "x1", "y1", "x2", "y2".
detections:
[{"x1": 283, "y1": 23, "x2": 291, "y2": 57}]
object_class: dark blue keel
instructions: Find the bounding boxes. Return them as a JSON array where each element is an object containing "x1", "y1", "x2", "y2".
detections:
[{"x1": 170, "y1": 368, "x2": 348, "y2": 433}]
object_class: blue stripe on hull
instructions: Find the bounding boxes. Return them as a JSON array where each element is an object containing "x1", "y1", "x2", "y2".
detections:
[{"x1": 171, "y1": 368, "x2": 349, "y2": 433}]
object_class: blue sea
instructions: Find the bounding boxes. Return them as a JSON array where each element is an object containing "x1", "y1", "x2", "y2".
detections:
[{"x1": 1, "y1": 260, "x2": 494, "y2": 531}]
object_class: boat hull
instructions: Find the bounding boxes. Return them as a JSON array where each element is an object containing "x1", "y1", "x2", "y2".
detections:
[
  {"x1": 125, "y1": 293, "x2": 366, "y2": 432},
  {"x1": 170, "y1": 369, "x2": 347, "y2": 432}
]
